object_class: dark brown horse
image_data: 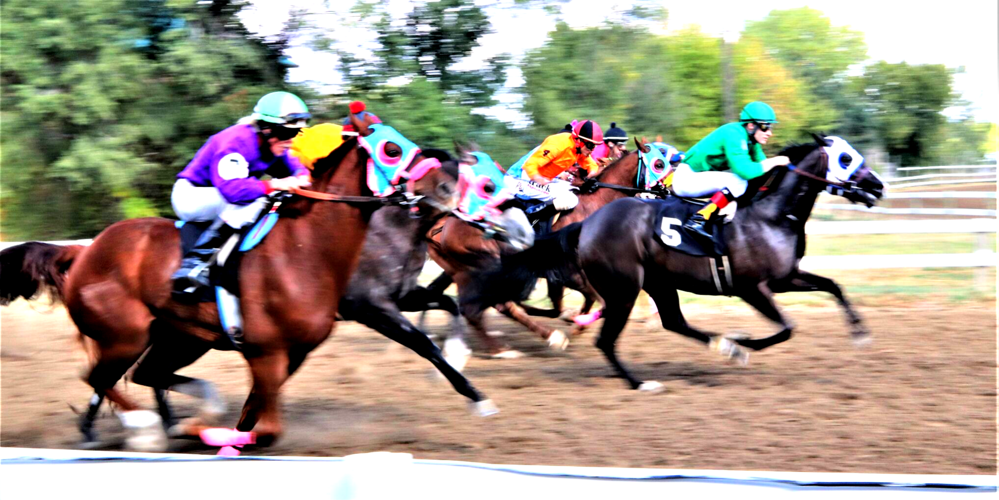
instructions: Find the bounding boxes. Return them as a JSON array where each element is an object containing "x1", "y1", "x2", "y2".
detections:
[
  {"x1": 427, "y1": 139, "x2": 668, "y2": 357},
  {"x1": 574, "y1": 134, "x2": 886, "y2": 391},
  {"x1": 0, "y1": 116, "x2": 496, "y2": 452}
]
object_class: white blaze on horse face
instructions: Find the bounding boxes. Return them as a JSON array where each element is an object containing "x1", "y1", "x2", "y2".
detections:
[{"x1": 822, "y1": 136, "x2": 864, "y2": 183}]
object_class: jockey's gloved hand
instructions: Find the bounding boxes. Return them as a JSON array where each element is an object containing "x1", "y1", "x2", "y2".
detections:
[
  {"x1": 266, "y1": 175, "x2": 311, "y2": 192},
  {"x1": 761, "y1": 155, "x2": 791, "y2": 172},
  {"x1": 719, "y1": 201, "x2": 738, "y2": 223},
  {"x1": 580, "y1": 177, "x2": 599, "y2": 194},
  {"x1": 552, "y1": 191, "x2": 578, "y2": 211}
]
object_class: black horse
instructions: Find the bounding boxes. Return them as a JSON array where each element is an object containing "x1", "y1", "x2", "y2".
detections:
[
  {"x1": 574, "y1": 134, "x2": 886, "y2": 391},
  {"x1": 337, "y1": 149, "x2": 472, "y2": 371}
]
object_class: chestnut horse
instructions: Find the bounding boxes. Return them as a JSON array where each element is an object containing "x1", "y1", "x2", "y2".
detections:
[
  {"x1": 427, "y1": 139, "x2": 669, "y2": 357},
  {"x1": 0, "y1": 116, "x2": 495, "y2": 452}
]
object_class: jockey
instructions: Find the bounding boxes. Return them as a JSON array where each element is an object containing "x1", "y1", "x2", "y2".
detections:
[
  {"x1": 289, "y1": 101, "x2": 381, "y2": 170},
  {"x1": 170, "y1": 91, "x2": 312, "y2": 296},
  {"x1": 673, "y1": 101, "x2": 790, "y2": 241},
  {"x1": 340, "y1": 101, "x2": 381, "y2": 138},
  {"x1": 505, "y1": 120, "x2": 603, "y2": 212},
  {"x1": 591, "y1": 122, "x2": 628, "y2": 167}
]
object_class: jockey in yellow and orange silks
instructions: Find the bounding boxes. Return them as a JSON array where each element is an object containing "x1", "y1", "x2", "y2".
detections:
[{"x1": 504, "y1": 120, "x2": 603, "y2": 211}]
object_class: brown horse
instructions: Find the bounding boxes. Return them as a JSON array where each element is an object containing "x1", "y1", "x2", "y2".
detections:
[
  {"x1": 427, "y1": 139, "x2": 666, "y2": 357},
  {"x1": 0, "y1": 116, "x2": 495, "y2": 452}
]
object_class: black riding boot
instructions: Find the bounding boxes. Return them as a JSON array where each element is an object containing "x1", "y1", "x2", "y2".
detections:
[
  {"x1": 682, "y1": 211, "x2": 715, "y2": 244},
  {"x1": 171, "y1": 220, "x2": 236, "y2": 297}
]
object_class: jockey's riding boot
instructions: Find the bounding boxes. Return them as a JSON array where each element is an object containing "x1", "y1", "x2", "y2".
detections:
[
  {"x1": 682, "y1": 210, "x2": 715, "y2": 243},
  {"x1": 171, "y1": 220, "x2": 237, "y2": 298},
  {"x1": 682, "y1": 189, "x2": 734, "y2": 244}
]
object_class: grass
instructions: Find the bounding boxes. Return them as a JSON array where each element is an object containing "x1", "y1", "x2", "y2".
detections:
[{"x1": 806, "y1": 233, "x2": 997, "y2": 256}]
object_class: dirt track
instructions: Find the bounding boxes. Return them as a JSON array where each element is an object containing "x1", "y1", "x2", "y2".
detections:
[{"x1": 1, "y1": 299, "x2": 995, "y2": 474}]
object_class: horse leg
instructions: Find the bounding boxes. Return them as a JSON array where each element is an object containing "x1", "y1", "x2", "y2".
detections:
[
  {"x1": 768, "y1": 270, "x2": 870, "y2": 345},
  {"x1": 495, "y1": 301, "x2": 568, "y2": 351},
  {"x1": 731, "y1": 283, "x2": 795, "y2": 352},
  {"x1": 354, "y1": 302, "x2": 495, "y2": 414},
  {"x1": 233, "y1": 350, "x2": 291, "y2": 447},
  {"x1": 129, "y1": 333, "x2": 218, "y2": 438},
  {"x1": 585, "y1": 265, "x2": 657, "y2": 391},
  {"x1": 644, "y1": 282, "x2": 749, "y2": 365},
  {"x1": 457, "y1": 283, "x2": 519, "y2": 358}
]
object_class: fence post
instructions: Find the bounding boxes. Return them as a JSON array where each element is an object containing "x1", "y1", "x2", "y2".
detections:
[{"x1": 975, "y1": 232, "x2": 993, "y2": 293}]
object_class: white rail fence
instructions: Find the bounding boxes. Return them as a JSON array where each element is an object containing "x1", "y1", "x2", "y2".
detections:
[
  {"x1": 2, "y1": 448, "x2": 995, "y2": 498},
  {"x1": 883, "y1": 164, "x2": 996, "y2": 189}
]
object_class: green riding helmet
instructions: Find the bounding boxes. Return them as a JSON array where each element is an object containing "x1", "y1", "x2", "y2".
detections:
[
  {"x1": 253, "y1": 91, "x2": 311, "y2": 128},
  {"x1": 739, "y1": 101, "x2": 778, "y2": 124}
]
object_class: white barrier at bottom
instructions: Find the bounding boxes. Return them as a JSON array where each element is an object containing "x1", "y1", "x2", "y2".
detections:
[{"x1": 1, "y1": 448, "x2": 994, "y2": 499}]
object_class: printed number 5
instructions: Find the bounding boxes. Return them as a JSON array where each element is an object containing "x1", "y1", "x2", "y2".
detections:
[{"x1": 660, "y1": 217, "x2": 682, "y2": 247}]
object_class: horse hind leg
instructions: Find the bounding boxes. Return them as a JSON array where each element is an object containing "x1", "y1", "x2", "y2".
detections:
[
  {"x1": 731, "y1": 283, "x2": 795, "y2": 352},
  {"x1": 128, "y1": 331, "x2": 219, "y2": 438},
  {"x1": 643, "y1": 282, "x2": 750, "y2": 366},
  {"x1": 495, "y1": 301, "x2": 568, "y2": 352}
]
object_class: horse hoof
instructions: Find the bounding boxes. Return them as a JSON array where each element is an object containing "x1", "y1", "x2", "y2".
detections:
[
  {"x1": 547, "y1": 330, "x2": 569, "y2": 351},
  {"x1": 79, "y1": 438, "x2": 103, "y2": 450},
  {"x1": 490, "y1": 349, "x2": 524, "y2": 359},
  {"x1": 637, "y1": 381, "x2": 665, "y2": 393},
  {"x1": 572, "y1": 311, "x2": 602, "y2": 327},
  {"x1": 710, "y1": 337, "x2": 750, "y2": 366},
  {"x1": 119, "y1": 410, "x2": 169, "y2": 452},
  {"x1": 470, "y1": 399, "x2": 499, "y2": 417},
  {"x1": 217, "y1": 446, "x2": 241, "y2": 457},
  {"x1": 852, "y1": 333, "x2": 873, "y2": 348},
  {"x1": 558, "y1": 309, "x2": 581, "y2": 323}
]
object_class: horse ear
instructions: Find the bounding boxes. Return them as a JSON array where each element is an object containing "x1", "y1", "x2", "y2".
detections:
[
  {"x1": 637, "y1": 137, "x2": 650, "y2": 153},
  {"x1": 350, "y1": 112, "x2": 371, "y2": 137},
  {"x1": 656, "y1": 135, "x2": 663, "y2": 143}
]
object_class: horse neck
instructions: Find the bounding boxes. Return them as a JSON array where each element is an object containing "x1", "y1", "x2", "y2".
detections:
[
  {"x1": 559, "y1": 155, "x2": 638, "y2": 227},
  {"x1": 745, "y1": 151, "x2": 824, "y2": 225},
  {"x1": 595, "y1": 153, "x2": 638, "y2": 187},
  {"x1": 299, "y1": 145, "x2": 375, "y2": 245}
]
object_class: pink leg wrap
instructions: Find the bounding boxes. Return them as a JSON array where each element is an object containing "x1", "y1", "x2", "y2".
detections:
[
  {"x1": 200, "y1": 428, "x2": 256, "y2": 447},
  {"x1": 573, "y1": 309, "x2": 603, "y2": 326}
]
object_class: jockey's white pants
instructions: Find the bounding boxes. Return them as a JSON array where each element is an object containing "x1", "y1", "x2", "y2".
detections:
[
  {"x1": 171, "y1": 179, "x2": 267, "y2": 230},
  {"x1": 670, "y1": 163, "x2": 749, "y2": 198},
  {"x1": 503, "y1": 175, "x2": 579, "y2": 210}
]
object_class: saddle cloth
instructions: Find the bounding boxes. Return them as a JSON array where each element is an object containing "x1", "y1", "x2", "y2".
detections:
[{"x1": 640, "y1": 197, "x2": 727, "y2": 257}]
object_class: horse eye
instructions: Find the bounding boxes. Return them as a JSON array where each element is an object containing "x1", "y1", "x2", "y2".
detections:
[
  {"x1": 483, "y1": 180, "x2": 496, "y2": 195},
  {"x1": 385, "y1": 145, "x2": 402, "y2": 158},
  {"x1": 839, "y1": 153, "x2": 852, "y2": 168},
  {"x1": 654, "y1": 160, "x2": 665, "y2": 171}
]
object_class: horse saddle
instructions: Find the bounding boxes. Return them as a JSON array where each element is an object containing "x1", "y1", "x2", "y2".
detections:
[
  {"x1": 641, "y1": 197, "x2": 728, "y2": 257},
  {"x1": 512, "y1": 195, "x2": 561, "y2": 236},
  {"x1": 173, "y1": 198, "x2": 285, "y2": 350}
]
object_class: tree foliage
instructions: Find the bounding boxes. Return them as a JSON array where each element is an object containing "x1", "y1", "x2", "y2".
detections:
[{"x1": 1, "y1": 0, "x2": 299, "y2": 239}]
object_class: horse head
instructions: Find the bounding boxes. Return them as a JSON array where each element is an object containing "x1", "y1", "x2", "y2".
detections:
[
  {"x1": 453, "y1": 140, "x2": 534, "y2": 251},
  {"x1": 349, "y1": 112, "x2": 459, "y2": 218},
  {"x1": 781, "y1": 134, "x2": 886, "y2": 208}
]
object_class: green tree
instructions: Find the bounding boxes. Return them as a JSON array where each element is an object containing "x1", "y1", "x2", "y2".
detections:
[
  {"x1": 1, "y1": 0, "x2": 301, "y2": 239},
  {"x1": 848, "y1": 61, "x2": 955, "y2": 165}
]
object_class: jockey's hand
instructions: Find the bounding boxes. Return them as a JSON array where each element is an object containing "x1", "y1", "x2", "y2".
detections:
[
  {"x1": 761, "y1": 155, "x2": 791, "y2": 172},
  {"x1": 268, "y1": 175, "x2": 311, "y2": 192},
  {"x1": 636, "y1": 192, "x2": 656, "y2": 200},
  {"x1": 596, "y1": 157, "x2": 613, "y2": 167}
]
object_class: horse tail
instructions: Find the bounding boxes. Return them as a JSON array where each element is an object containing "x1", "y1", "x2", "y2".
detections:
[{"x1": 0, "y1": 242, "x2": 84, "y2": 306}]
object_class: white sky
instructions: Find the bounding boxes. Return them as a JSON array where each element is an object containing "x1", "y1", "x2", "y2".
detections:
[{"x1": 240, "y1": 0, "x2": 998, "y2": 124}]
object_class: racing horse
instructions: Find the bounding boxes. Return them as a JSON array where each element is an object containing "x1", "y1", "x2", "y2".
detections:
[
  {"x1": 426, "y1": 139, "x2": 670, "y2": 357},
  {"x1": 0, "y1": 114, "x2": 497, "y2": 452},
  {"x1": 571, "y1": 134, "x2": 885, "y2": 391}
]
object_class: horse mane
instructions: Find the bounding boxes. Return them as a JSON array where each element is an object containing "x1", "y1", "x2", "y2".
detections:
[
  {"x1": 778, "y1": 134, "x2": 827, "y2": 165},
  {"x1": 422, "y1": 148, "x2": 459, "y2": 179},
  {"x1": 593, "y1": 150, "x2": 636, "y2": 181},
  {"x1": 311, "y1": 137, "x2": 358, "y2": 180}
]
